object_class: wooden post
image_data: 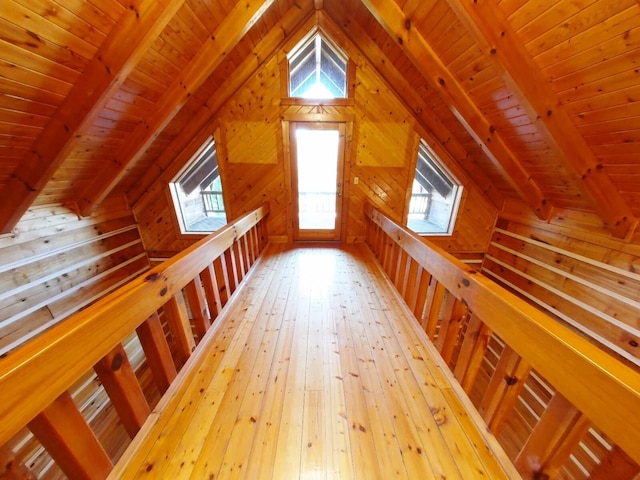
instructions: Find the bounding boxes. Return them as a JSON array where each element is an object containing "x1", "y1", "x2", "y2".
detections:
[
  {"x1": 213, "y1": 255, "x2": 230, "y2": 306},
  {"x1": 200, "y1": 264, "x2": 222, "y2": 319},
  {"x1": 28, "y1": 392, "x2": 112, "y2": 480},
  {"x1": 453, "y1": 314, "x2": 493, "y2": 394},
  {"x1": 479, "y1": 344, "x2": 531, "y2": 435},
  {"x1": 184, "y1": 278, "x2": 211, "y2": 342},
  {"x1": 136, "y1": 312, "x2": 177, "y2": 394},
  {"x1": 515, "y1": 392, "x2": 591, "y2": 478},
  {"x1": 411, "y1": 267, "x2": 430, "y2": 322},
  {"x1": 434, "y1": 295, "x2": 467, "y2": 365},
  {"x1": 423, "y1": 280, "x2": 446, "y2": 339},
  {"x1": 224, "y1": 248, "x2": 238, "y2": 295},
  {"x1": 163, "y1": 293, "x2": 196, "y2": 369},
  {"x1": 94, "y1": 343, "x2": 151, "y2": 438}
]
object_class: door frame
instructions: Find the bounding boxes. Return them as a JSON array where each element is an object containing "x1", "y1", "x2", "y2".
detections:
[{"x1": 289, "y1": 121, "x2": 347, "y2": 242}]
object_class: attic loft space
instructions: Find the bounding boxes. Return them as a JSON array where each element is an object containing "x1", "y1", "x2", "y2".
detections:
[
  {"x1": 169, "y1": 135, "x2": 227, "y2": 233},
  {"x1": 407, "y1": 141, "x2": 462, "y2": 235},
  {"x1": 288, "y1": 31, "x2": 347, "y2": 99}
]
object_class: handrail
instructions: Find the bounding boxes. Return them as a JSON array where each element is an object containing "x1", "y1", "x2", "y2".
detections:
[
  {"x1": 0, "y1": 203, "x2": 269, "y2": 449},
  {"x1": 364, "y1": 203, "x2": 640, "y2": 466}
]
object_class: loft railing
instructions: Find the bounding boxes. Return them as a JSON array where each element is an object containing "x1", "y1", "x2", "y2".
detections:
[
  {"x1": 201, "y1": 190, "x2": 225, "y2": 213},
  {"x1": 364, "y1": 203, "x2": 640, "y2": 477},
  {"x1": 408, "y1": 191, "x2": 431, "y2": 215},
  {"x1": 0, "y1": 204, "x2": 269, "y2": 479}
]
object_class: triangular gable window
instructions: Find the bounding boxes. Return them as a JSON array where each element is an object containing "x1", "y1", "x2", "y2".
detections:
[
  {"x1": 407, "y1": 141, "x2": 462, "y2": 235},
  {"x1": 170, "y1": 136, "x2": 227, "y2": 233},
  {"x1": 289, "y1": 33, "x2": 347, "y2": 99}
]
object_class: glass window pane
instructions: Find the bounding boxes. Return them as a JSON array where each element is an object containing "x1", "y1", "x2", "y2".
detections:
[
  {"x1": 296, "y1": 128, "x2": 339, "y2": 230},
  {"x1": 407, "y1": 142, "x2": 461, "y2": 235}
]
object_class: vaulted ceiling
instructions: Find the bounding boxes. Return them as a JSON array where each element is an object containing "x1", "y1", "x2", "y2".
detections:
[{"x1": 1, "y1": 0, "x2": 639, "y2": 238}]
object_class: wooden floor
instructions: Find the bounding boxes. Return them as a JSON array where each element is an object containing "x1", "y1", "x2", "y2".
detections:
[{"x1": 111, "y1": 244, "x2": 519, "y2": 479}]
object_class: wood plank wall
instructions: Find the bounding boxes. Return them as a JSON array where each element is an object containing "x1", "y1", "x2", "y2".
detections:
[
  {"x1": 135, "y1": 20, "x2": 498, "y2": 257},
  {"x1": 482, "y1": 202, "x2": 640, "y2": 368},
  {"x1": 0, "y1": 195, "x2": 154, "y2": 478}
]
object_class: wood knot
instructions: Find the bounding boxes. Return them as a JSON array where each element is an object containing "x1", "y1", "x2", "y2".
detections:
[
  {"x1": 111, "y1": 353, "x2": 123, "y2": 371},
  {"x1": 504, "y1": 375, "x2": 518, "y2": 386},
  {"x1": 430, "y1": 406, "x2": 447, "y2": 425},
  {"x1": 145, "y1": 273, "x2": 161, "y2": 282}
]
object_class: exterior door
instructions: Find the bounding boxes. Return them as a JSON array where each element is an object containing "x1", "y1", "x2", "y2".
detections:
[{"x1": 291, "y1": 122, "x2": 345, "y2": 241}]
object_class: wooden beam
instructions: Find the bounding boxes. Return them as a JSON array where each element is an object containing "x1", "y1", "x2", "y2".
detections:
[
  {"x1": 360, "y1": 0, "x2": 552, "y2": 220},
  {"x1": 78, "y1": 0, "x2": 276, "y2": 216},
  {"x1": 444, "y1": 0, "x2": 637, "y2": 238},
  {"x1": 129, "y1": 2, "x2": 314, "y2": 209},
  {"x1": 0, "y1": 0, "x2": 185, "y2": 234},
  {"x1": 318, "y1": 10, "x2": 505, "y2": 210}
]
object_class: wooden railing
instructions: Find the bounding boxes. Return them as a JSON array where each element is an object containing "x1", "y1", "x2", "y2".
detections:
[
  {"x1": 0, "y1": 204, "x2": 269, "y2": 479},
  {"x1": 364, "y1": 203, "x2": 640, "y2": 477}
]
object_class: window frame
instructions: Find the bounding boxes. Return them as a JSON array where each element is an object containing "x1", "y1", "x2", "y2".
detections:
[
  {"x1": 168, "y1": 135, "x2": 228, "y2": 235},
  {"x1": 406, "y1": 139, "x2": 463, "y2": 236},
  {"x1": 286, "y1": 28, "x2": 349, "y2": 100}
]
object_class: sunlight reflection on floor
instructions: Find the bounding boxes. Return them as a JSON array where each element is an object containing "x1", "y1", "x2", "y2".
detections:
[{"x1": 297, "y1": 249, "x2": 337, "y2": 299}]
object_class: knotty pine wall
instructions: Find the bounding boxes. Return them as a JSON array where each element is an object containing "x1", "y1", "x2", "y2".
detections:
[
  {"x1": 0, "y1": 196, "x2": 157, "y2": 479},
  {"x1": 482, "y1": 202, "x2": 640, "y2": 369},
  {"x1": 135, "y1": 30, "x2": 498, "y2": 257}
]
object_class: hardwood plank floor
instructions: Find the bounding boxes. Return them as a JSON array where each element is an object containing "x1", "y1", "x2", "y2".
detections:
[{"x1": 111, "y1": 244, "x2": 519, "y2": 479}]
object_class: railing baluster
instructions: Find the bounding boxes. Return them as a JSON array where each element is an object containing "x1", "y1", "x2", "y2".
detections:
[
  {"x1": 453, "y1": 314, "x2": 492, "y2": 394},
  {"x1": 94, "y1": 344, "x2": 151, "y2": 438},
  {"x1": 224, "y1": 247, "x2": 238, "y2": 294},
  {"x1": 434, "y1": 295, "x2": 468, "y2": 365},
  {"x1": 136, "y1": 312, "x2": 177, "y2": 394},
  {"x1": 423, "y1": 280, "x2": 446, "y2": 340},
  {"x1": 185, "y1": 278, "x2": 211, "y2": 342},
  {"x1": 213, "y1": 255, "x2": 230, "y2": 306},
  {"x1": 412, "y1": 267, "x2": 431, "y2": 322},
  {"x1": 200, "y1": 264, "x2": 222, "y2": 319},
  {"x1": 479, "y1": 345, "x2": 531, "y2": 434},
  {"x1": 163, "y1": 293, "x2": 196, "y2": 369},
  {"x1": 403, "y1": 259, "x2": 420, "y2": 311},
  {"x1": 515, "y1": 392, "x2": 591, "y2": 478},
  {"x1": 28, "y1": 392, "x2": 113, "y2": 480}
]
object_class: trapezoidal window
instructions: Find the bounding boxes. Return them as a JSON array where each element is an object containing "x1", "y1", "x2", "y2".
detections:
[
  {"x1": 288, "y1": 33, "x2": 347, "y2": 99},
  {"x1": 407, "y1": 141, "x2": 462, "y2": 235},
  {"x1": 169, "y1": 136, "x2": 227, "y2": 233}
]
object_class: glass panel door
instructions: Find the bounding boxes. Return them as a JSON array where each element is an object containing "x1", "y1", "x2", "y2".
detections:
[{"x1": 291, "y1": 122, "x2": 345, "y2": 241}]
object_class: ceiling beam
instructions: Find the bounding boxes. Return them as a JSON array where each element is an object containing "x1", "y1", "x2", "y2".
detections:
[
  {"x1": 0, "y1": 0, "x2": 185, "y2": 234},
  {"x1": 444, "y1": 0, "x2": 637, "y2": 239},
  {"x1": 317, "y1": 9, "x2": 505, "y2": 210},
  {"x1": 360, "y1": 0, "x2": 552, "y2": 221},
  {"x1": 131, "y1": 3, "x2": 317, "y2": 210},
  {"x1": 78, "y1": 0, "x2": 276, "y2": 217}
]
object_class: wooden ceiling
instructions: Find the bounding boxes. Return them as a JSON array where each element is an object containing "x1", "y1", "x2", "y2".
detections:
[{"x1": 1, "y1": 0, "x2": 639, "y2": 238}]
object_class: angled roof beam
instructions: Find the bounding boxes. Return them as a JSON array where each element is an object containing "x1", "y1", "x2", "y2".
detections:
[
  {"x1": 130, "y1": 4, "x2": 317, "y2": 210},
  {"x1": 0, "y1": 0, "x2": 185, "y2": 234},
  {"x1": 445, "y1": 0, "x2": 637, "y2": 239},
  {"x1": 317, "y1": 10, "x2": 505, "y2": 210},
  {"x1": 78, "y1": 0, "x2": 276, "y2": 217},
  {"x1": 360, "y1": 0, "x2": 552, "y2": 221}
]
